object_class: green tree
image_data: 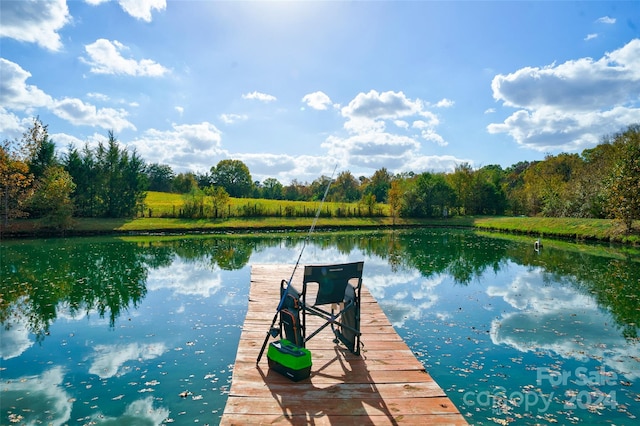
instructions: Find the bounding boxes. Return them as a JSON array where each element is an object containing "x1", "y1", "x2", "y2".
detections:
[
  {"x1": 195, "y1": 172, "x2": 212, "y2": 190},
  {"x1": 64, "y1": 144, "x2": 98, "y2": 217},
  {"x1": 522, "y1": 153, "x2": 583, "y2": 217},
  {"x1": 607, "y1": 125, "x2": 640, "y2": 233},
  {"x1": 26, "y1": 166, "x2": 75, "y2": 229},
  {"x1": 173, "y1": 172, "x2": 198, "y2": 193},
  {"x1": 98, "y1": 132, "x2": 147, "y2": 217},
  {"x1": 388, "y1": 179, "x2": 403, "y2": 225},
  {"x1": 575, "y1": 141, "x2": 617, "y2": 218},
  {"x1": 181, "y1": 188, "x2": 206, "y2": 218},
  {"x1": 26, "y1": 122, "x2": 57, "y2": 181},
  {"x1": 448, "y1": 163, "x2": 474, "y2": 215},
  {"x1": 146, "y1": 163, "x2": 174, "y2": 192},
  {"x1": 309, "y1": 175, "x2": 333, "y2": 201},
  {"x1": 472, "y1": 165, "x2": 507, "y2": 215},
  {"x1": 284, "y1": 179, "x2": 307, "y2": 201},
  {"x1": 206, "y1": 186, "x2": 230, "y2": 218},
  {"x1": 210, "y1": 159, "x2": 252, "y2": 198},
  {"x1": 366, "y1": 167, "x2": 392, "y2": 203},
  {"x1": 503, "y1": 161, "x2": 532, "y2": 216},
  {"x1": 430, "y1": 173, "x2": 457, "y2": 217},
  {"x1": 331, "y1": 171, "x2": 360, "y2": 202},
  {"x1": 407, "y1": 172, "x2": 456, "y2": 217},
  {"x1": 359, "y1": 193, "x2": 377, "y2": 216},
  {"x1": 262, "y1": 177, "x2": 284, "y2": 200},
  {"x1": 65, "y1": 132, "x2": 147, "y2": 218}
]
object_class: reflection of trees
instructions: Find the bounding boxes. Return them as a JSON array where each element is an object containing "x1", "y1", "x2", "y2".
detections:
[
  {"x1": 341, "y1": 229, "x2": 640, "y2": 341},
  {"x1": 2, "y1": 230, "x2": 638, "y2": 345},
  {"x1": 388, "y1": 230, "x2": 640, "y2": 340},
  {"x1": 133, "y1": 236, "x2": 256, "y2": 270},
  {"x1": 392, "y1": 229, "x2": 512, "y2": 284},
  {"x1": 1, "y1": 239, "x2": 149, "y2": 341},
  {"x1": 0, "y1": 235, "x2": 265, "y2": 343},
  {"x1": 506, "y1": 245, "x2": 640, "y2": 340},
  {"x1": 65, "y1": 241, "x2": 148, "y2": 326}
]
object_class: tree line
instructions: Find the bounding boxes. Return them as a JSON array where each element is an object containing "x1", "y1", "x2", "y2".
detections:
[{"x1": 1, "y1": 118, "x2": 639, "y2": 232}]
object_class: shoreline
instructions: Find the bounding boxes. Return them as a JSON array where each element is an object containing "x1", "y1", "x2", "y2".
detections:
[{"x1": 1, "y1": 216, "x2": 638, "y2": 246}]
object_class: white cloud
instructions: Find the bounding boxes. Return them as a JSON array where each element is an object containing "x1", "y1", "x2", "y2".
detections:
[
  {"x1": 488, "y1": 269, "x2": 640, "y2": 380},
  {"x1": 414, "y1": 118, "x2": 448, "y2": 145},
  {"x1": 242, "y1": 91, "x2": 277, "y2": 102},
  {"x1": 235, "y1": 152, "x2": 309, "y2": 183},
  {"x1": 365, "y1": 270, "x2": 442, "y2": 327},
  {"x1": 86, "y1": 0, "x2": 166, "y2": 22},
  {"x1": 492, "y1": 40, "x2": 640, "y2": 110},
  {"x1": 88, "y1": 397, "x2": 169, "y2": 424},
  {"x1": 82, "y1": 39, "x2": 170, "y2": 76},
  {"x1": 0, "y1": 108, "x2": 33, "y2": 140},
  {"x1": 0, "y1": 59, "x2": 137, "y2": 133},
  {"x1": 220, "y1": 113, "x2": 248, "y2": 124},
  {"x1": 89, "y1": 342, "x2": 167, "y2": 378},
  {"x1": 339, "y1": 90, "x2": 448, "y2": 146},
  {"x1": 0, "y1": 58, "x2": 53, "y2": 110},
  {"x1": 585, "y1": 33, "x2": 598, "y2": 41},
  {"x1": 146, "y1": 261, "x2": 224, "y2": 297},
  {"x1": 118, "y1": 0, "x2": 166, "y2": 22},
  {"x1": 128, "y1": 122, "x2": 224, "y2": 173},
  {"x1": 1, "y1": 367, "x2": 72, "y2": 425},
  {"x1": 235, "y1": 149, "x2": 470, "y2": 185},
  {"x1": 419, "y1": 128, "x2": 448, "y2": 146},
  {"x1": 0, "y1": 0, "x2": 70, "y2": 51},
  {"x1": 175, "y1": 106, "x2": 184, "y2": 116},
  {"x1": 49, "y1": 132, "x2": 87, "y2": 151},
  {"x1": 210, "y1": 89, "x2": 463, "y2": 181},
  {"x1": 302, "y1": 91, "x2": 337, "y2": 110},
  {"x1": 394, "y1": 120, "x2": 409, "y2": 129},
  {"x1": 52, "y1": 97, "x2": 136, "y2": 132},
  {"x1": 343, "y1": 115, "x2": 386, "y2": 134},
  {"x1": 412, "y1": 115, "x2": 439, "y2": 130},
  {"x1": 87, "y1": 92, "x2": 110, "y2": 102},
  {"x1": 323, "y1": 132, "x2": 420, "y2": 159},
  {"x1": 434, "y1": 98, "x2": 455, "y2": 108},
  {"x1": 488, "y1": 39, "x2": 640, "y2": 152},
  {"x1": 342, "y1": 90, "x2": 424, "y2": 121},
  {"x1": 596, "y1": 16, "x2": 616, "y2": 25},
  {"x1": 0, "y1": 313, "x2": 33, "y2": 360},
  {"x1": 399, "y1": 154, "x2": 472, "y2": 174}
]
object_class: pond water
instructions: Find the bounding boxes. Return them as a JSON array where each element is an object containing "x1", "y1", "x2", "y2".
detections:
[{"x1": 1, "y1": 229, "x2": 639, "y2": 425}]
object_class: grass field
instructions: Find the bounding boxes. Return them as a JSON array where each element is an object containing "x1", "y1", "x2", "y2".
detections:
[{"x1": 143, "y1": 191, "x2": 389, "y2": 218}]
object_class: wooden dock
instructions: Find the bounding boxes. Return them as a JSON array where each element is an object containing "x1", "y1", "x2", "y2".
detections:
[{"x1": 220, "y1": 264, "x2": 468, "y2": 425}]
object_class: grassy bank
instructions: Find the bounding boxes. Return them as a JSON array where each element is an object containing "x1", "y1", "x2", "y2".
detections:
[
  {"x1": 2, "y1": 215, "x2": 638, "y2": 245},
  {"x1": 473, "y1": 216, "x2": 639, "y2": 245},
  {"x1": 1, "y1": 216, "x2": 472, "y2": 238}
]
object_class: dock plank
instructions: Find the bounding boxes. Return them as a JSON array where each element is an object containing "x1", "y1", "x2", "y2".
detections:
[{"x1": 221, "y1": 264, "x2": 467, "y2": 425}]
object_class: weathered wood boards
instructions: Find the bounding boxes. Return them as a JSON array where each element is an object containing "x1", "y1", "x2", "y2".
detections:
[{"x1": 220, "y1": 264, "x2": 468, "y2": 425}]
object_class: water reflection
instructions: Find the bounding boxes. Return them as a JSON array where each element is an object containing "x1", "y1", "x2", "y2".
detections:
[
  {"x1": 489, "y1": 267, "x2": 640, "y2": 381},
  {"x1": 2, "y1": 367, "x2": 72, "y2": 425},
  {"x1": 1, "y1": 229, "x2": 639, "y2": 424},
  {"x1": 90, "y1": 342, "x2": 168, "y2": 379}
]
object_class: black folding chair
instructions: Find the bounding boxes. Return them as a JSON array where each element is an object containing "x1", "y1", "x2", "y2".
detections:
[{"x1": 300, "y1": 261, "x2": 364, "y2": 355}]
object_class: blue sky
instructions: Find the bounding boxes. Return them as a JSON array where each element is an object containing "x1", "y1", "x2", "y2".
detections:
[{"x1": 1, "y1": 1, "x2": 639, "y2": 184}]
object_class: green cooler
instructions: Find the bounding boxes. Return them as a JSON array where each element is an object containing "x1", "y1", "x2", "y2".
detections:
[{"x1": 267, "y1": 339, "x2": 312, "y2": 381}]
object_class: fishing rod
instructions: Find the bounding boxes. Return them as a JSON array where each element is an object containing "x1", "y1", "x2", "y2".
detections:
[{"x1": 256, "y1": 164, "x2": 337, "y2": 365}]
